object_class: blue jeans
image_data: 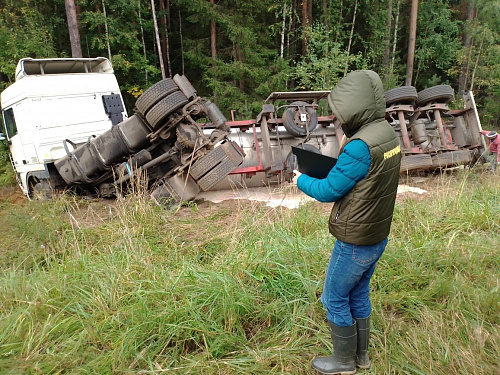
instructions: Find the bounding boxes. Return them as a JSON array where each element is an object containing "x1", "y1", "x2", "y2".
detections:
[{"x1": 320, "y1": 238, "x2": 388, "y2": 326}]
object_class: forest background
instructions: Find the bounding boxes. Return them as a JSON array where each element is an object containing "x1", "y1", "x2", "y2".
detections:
[
  {"x1": 1, "y1": 0, "x2": 500, "y2": 123},
  {"x1": 0, "y1": 0, "x2": 500, "y2": 128}
]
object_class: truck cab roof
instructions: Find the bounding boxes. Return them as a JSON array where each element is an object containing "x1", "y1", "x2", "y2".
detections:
[{"x1": 15, "y1": 57, "x2": 113, "y2": 82}]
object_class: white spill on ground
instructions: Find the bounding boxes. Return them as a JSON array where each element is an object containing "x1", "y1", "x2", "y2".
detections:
[
  {"x1": 197, "y1": 184, "x2": 427, "y2": 209},
  {"x1": 397, "y1": 184, "x2": 427, "y2": 195},
  {"x1": 197, "y1": 186, "x2": 314, "y2": 209}
]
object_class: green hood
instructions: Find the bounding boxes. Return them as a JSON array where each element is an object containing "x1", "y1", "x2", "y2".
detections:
[{"x1": 327, "y1": 70, "x2": 386, "y2": 138}]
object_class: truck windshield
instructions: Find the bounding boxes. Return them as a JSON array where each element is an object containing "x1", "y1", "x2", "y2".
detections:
[{"x1": 2, "y1": 108, "x2": 17, "y2": 139}]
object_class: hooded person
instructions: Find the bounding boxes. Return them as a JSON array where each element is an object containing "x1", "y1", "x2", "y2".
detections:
[{"x1": 295, "y1": 70, "x2": 402, "y2": 374}]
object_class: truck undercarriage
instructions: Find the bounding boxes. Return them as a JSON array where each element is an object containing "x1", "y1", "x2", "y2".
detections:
[{"x1": 1, "y1": 59, "x2": 486, "y2": 203}]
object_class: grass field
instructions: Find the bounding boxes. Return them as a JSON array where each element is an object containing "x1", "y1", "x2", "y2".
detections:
[{"x1": 0, "y1": 170, "x2": 498, "y2": 374}]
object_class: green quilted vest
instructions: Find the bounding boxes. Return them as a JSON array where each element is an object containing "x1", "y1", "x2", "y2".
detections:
[{"x1": 328, "y1": 120, "x2": 401, "y2": 245}]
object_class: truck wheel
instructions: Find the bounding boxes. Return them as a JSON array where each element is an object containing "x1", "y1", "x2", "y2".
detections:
[
  {"x1": 416, "y1": 85, "x2": 454, "y2": 106},
  {"x1": 31, "y1": 180, "x2": 53, "y2": 200},
  {"x1": 282, "y1": 101, "x2": 318, "y2": 137},
  {"x1": 135, "y1": 78, "x2": 179, "y2": 116},
  {"x1": 385, "y1": 86, "x2": 418, "y2": 106},
  {"x1": 145, "y1": 91, "x2": 189, "y2": 129}
]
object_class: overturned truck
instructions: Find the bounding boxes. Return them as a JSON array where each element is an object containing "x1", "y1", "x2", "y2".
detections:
[{"x1": 0, "y1": 58, "x2": 486, "y2": 202}]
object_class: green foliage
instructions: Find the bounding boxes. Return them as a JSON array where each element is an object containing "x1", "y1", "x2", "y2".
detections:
[
  {"x1": 413, "y1": 0, "x2": 461, "y2": 89},
  {"x1": 460, "y1": 0, "x2": 500, "y2": 127},
  {"x1": 0, "y1": 0, "x2": 500, "y2": 122},
  {"x1": 173, "y1": 0, "x2": 292, "y2": 116},
  {"x1": 293, "y1": 24, "x2": 364, "y2": 91},
  {"x1": 204, "y1": 57, "x2": 291, "y2": 117},
  {"x1": 483, "y1": 84, "x2": 500, "y2": 128},
  {"x1": 78, "y1": 0, "x2": 163, "y2": 112},
  {"x1": 0, "y1": 116, "x2": 15, "y2": 187},
  {"x1": 0, "y1": 142, "x2": 16, "y2": 187},
  {"x1": 0, "y1": 0, "x2": 59, "y2": 90}
]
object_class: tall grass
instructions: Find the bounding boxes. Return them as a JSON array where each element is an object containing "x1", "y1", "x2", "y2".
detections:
[{"x1": 0, "y1": 170, "x2": 498, "y2": 374}]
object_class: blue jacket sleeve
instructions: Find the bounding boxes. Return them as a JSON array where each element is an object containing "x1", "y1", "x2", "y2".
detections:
[{"x1": 296, "y1": 140, "x2": 371, "y2": 202}]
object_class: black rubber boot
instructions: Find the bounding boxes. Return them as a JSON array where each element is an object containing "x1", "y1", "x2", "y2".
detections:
[
  {"x1": 311, "y1": 321, "x2": 357, "y2": 374},
  {"x1": 354, "y1": 316, "x2": 371, "y2": 369}
]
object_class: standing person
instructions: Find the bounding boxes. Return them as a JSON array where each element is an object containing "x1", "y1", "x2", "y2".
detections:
[
  {"x1": 479, "y1": 130, "x2": 499, "y2": 172},
  {"x1": 294, "y1": 70, "x2": 401, "y2": 374}
]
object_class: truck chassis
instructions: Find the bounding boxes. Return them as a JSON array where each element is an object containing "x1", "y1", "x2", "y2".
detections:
[{"x1": 1, "y1": 59, "x2": 486, "y2": 202}]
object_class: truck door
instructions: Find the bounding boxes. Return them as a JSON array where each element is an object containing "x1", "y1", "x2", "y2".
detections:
[
  {"x1": 2, "y1": 107, "x2": 26, "y2": 170},
  {"x1": 5, "y1": 103, "x2": 42, "y2": 167}
]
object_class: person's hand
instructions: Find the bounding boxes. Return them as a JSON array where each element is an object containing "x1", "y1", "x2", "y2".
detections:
[{"x1": 292, "y1": 170, "x2": 302, "y2": 185}]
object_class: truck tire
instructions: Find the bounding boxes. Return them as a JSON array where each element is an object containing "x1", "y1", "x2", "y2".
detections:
[
  {"x1": 135, "y1": 78, "x2": 179, "y2": 116},
  {"x1": 385, "y1": 86, "x2": 418, "y2": 106},
  {"x1": 32, "y1": 180, "x2": 53, "y2": 200},
  {"x1": 282, "y1": 101, "x2": 318, "y2": 137},
  {"x1": 145, "y1": 91, "x2": 189, "y2": 129},
  {"x1": 416, "y1": 85, "x2": 454, "y2": 106}
]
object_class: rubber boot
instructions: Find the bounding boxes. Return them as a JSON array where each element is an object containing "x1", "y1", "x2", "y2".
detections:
[
  {"x1": 311, "y1": 321, "x2": 357, "y2": 374},
  {"x1": 354, "y1": 316, "x2": 370, "y2": 369}
]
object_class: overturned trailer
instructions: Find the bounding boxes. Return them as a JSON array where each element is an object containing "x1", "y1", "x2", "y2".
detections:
[
  {"x1": 206, "y1": 83, "x2": 486, "y2": 191},
  {"x1": 384, "y1": 85, "x2": 485, "y2": 171},
  {"x1": 0, "y1": 58, "x2": 486, "y2": 202}
]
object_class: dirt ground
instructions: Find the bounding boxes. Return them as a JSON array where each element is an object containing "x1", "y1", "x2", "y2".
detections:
[
  {"x1": 0, "y1": 174, "x2": 438, "y2": 230},
  {"x1": 0, "y1": 185, "x2": 26, "y2": 205}
]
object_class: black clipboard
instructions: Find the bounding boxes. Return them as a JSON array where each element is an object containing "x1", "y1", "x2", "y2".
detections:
[{"x1": 291, "y1": 146, "x2": 337, "y2": 179}]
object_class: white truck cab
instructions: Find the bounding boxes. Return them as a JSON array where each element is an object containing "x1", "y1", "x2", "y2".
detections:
[{"x1": 0, "y1": 57, "x2": 127, "y2": 197}]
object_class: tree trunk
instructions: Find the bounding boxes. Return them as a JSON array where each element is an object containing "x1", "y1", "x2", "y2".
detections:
[
  {"x1": 459, "y1": 1, "x2": 475, "y2": 93},
  {"x1": 307, "y1": 0, "x2": 313, "y2": 26},
  {"x1": 291, "y1": 0, "x2": 298, "y2": 58},
  {"x1": 65, "y1": 0, "x2": 82, "y2": 57},
  {"x1": 236, "y1": 45, "x2": 244, "y2": 90},
  {"x1": 210, "y1": 0, "x2": 217, "y2": 60},
  {"x1": 159, "y1": 0, "x2": 171, "y2": 77},
  {"x1": 101, "y1": 0, "x2": 112, "y2": 61},
  {"x1": 151, "y1": 0, "x2": 166, "y2": 79},
  {"x1": 138, "y1": 0, "x2": 148, "y2": 84},
  {"x1": 179, "y1": 9, "x2": 185, "y2": 75},
  {"x1": 95, "y1": 4, "x2": 103, "y2": 34},
  {"x1": 345, "y1": 0, "x2": 358, "y2": 73},
  {"x1": 405, "y1": 0, "x2": 418, "y2": 86},
  {"x1": 390, "y1": 0, "x2": 401, "y2": 77},
  {"x1": 383, "y1": 0, "x2": 393, "y2": 76},
  {"x1": 322, "y1": 0, "x2": 329, "y2": 32},
  {"x1": 302, "y1": 0, "x2": 308, "y2": 56},
  {"x1": 470, "y1": 35, "x2": 484, "y2": 92},
  {"x1": 166, "y1": 0, "x2": 171, "y2": 30},
  {"x1": 280, "y1": 3, "x2": 287, "y2": 58}
]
